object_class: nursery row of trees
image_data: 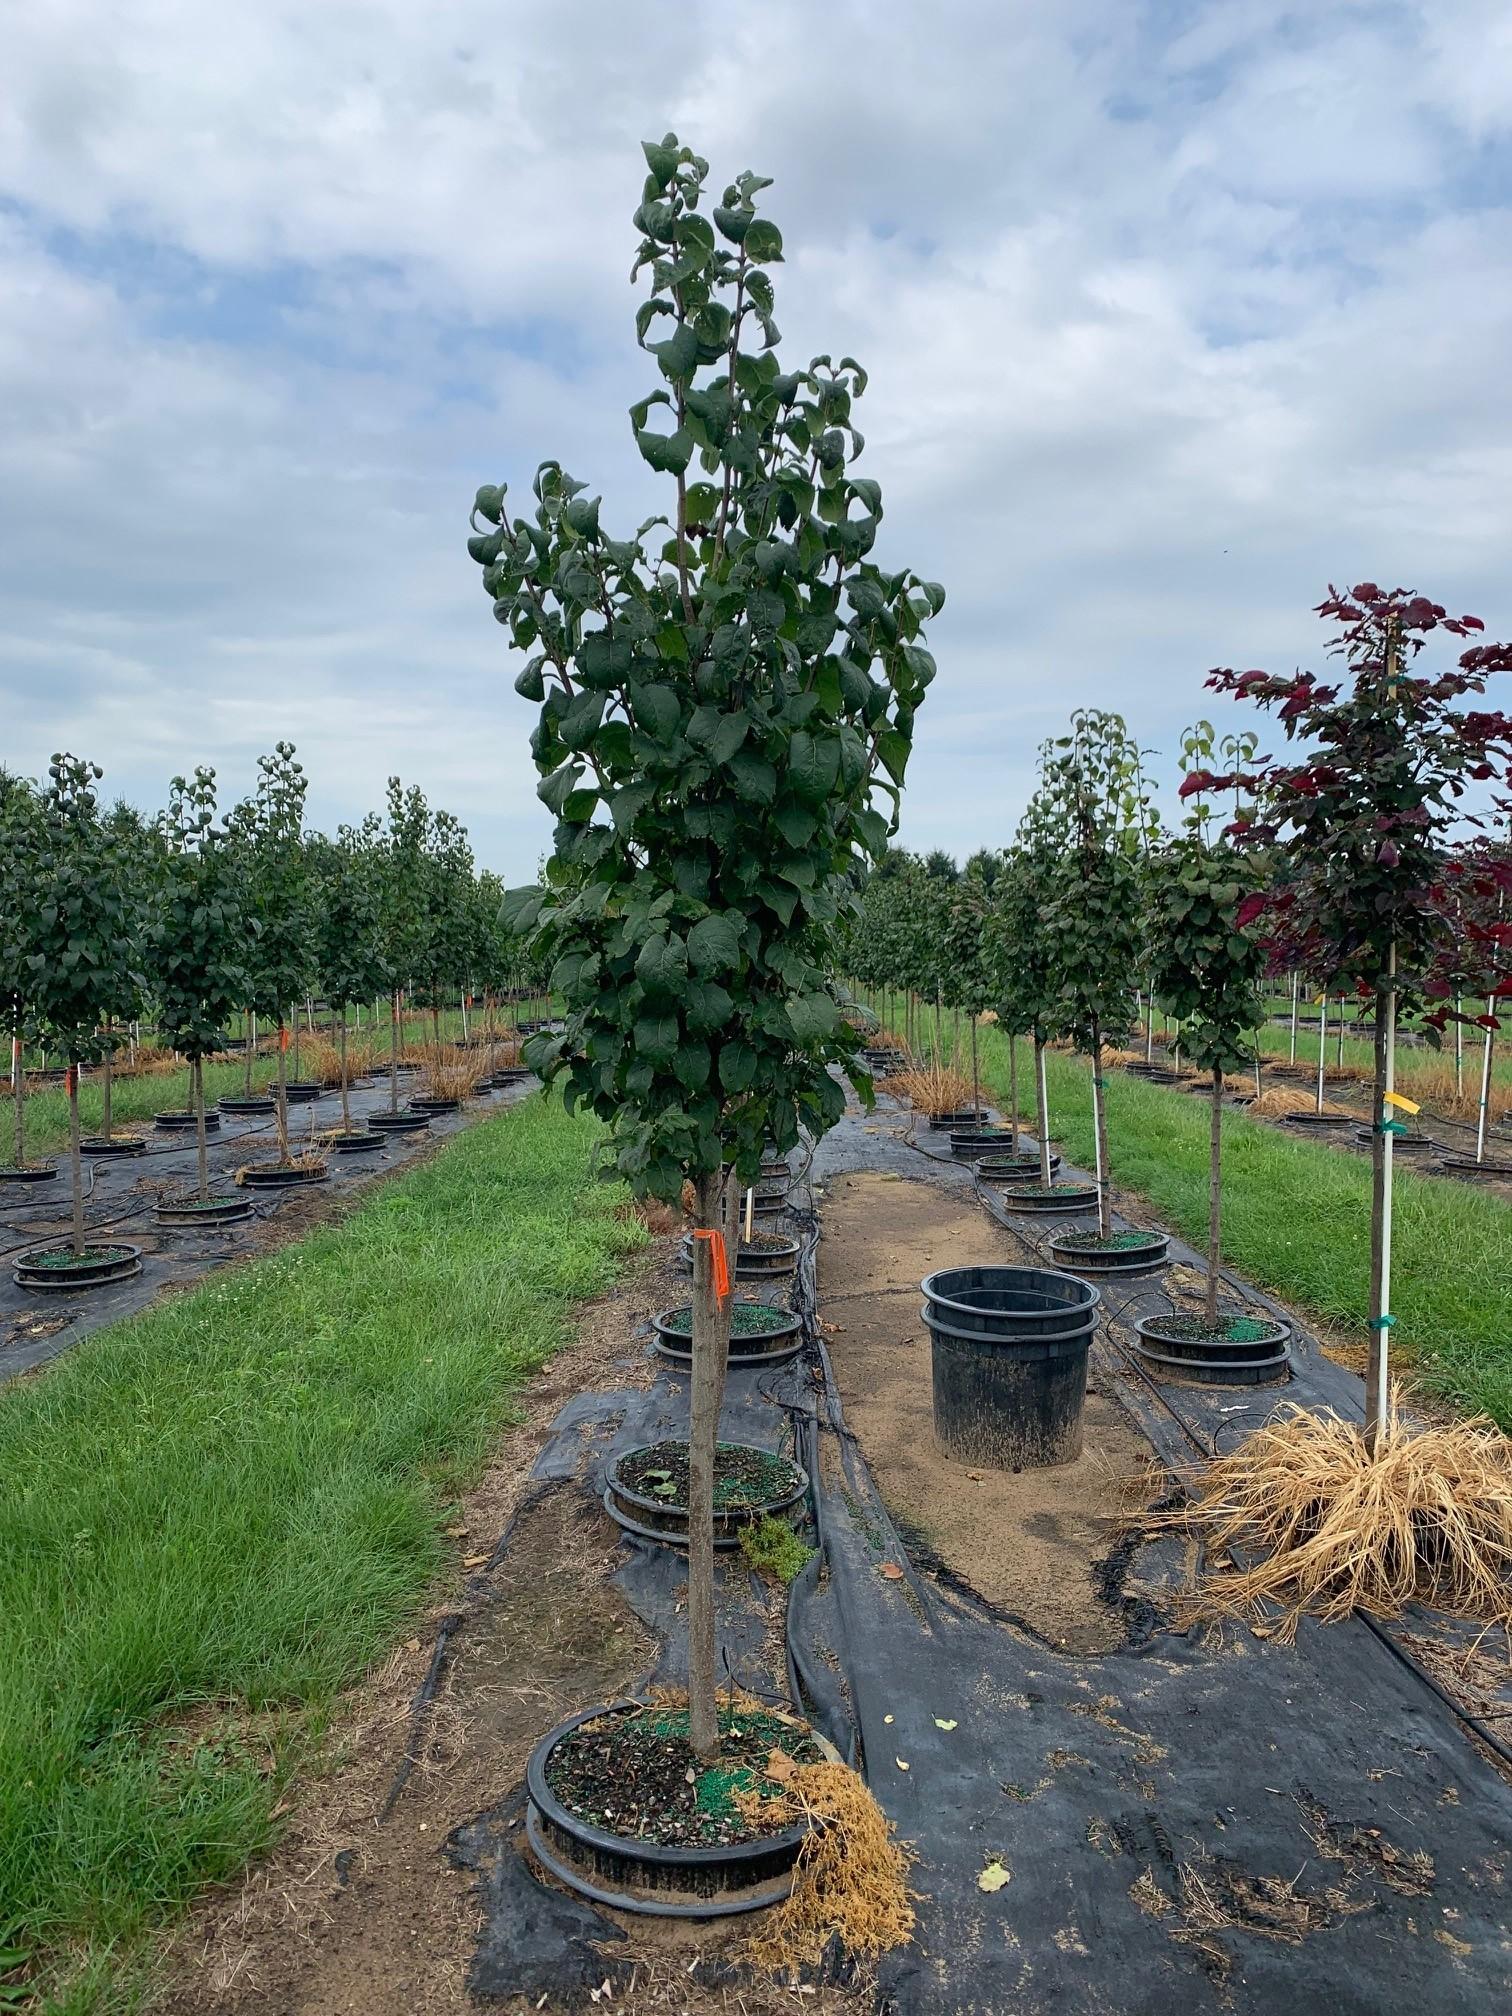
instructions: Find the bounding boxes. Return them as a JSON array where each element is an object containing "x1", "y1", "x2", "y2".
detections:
[
  {"x1": 843, "y1": 588, "x2": 1512, "y2": 1442},
  {"x1": 1, "y1": 747, "x2": 543, "y2": 1239}
]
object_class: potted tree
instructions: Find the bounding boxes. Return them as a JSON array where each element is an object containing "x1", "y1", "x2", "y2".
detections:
[
  {"x1": 312, "y1": 819, "x2": 392, "y2": 1153},
  {"x1": 1208, "y1": 584, "x2": 1512, "y2": 1447},
  {"x1": 1136, "y1": 725, "x2": 1286, "y2": 1378},
  {"x1": 941, "y1": 864, "x2": 1004, "y2": 1154},
  {"x1": 236, "y1": 745, "x2": 328, "y2": 1188},
  {"x1": 411, "y1": 808, "x2": 480, "y2": 1111},
  {"x1": 1036, "y1": 710, "x2": 1169, "y2": 1274},
  {"x1": 1427, "y1": 839, "x2": 1512, "y2": 1176},
  {"x1": 14, "y1": 757, "x2": 148, "y2": 1289},
  {"x1": 1, "y1": 770, "x2": 57, "y2": 1186},
  {"x1": 472, "y1": 133, "x2": 939, "y2": 1900},
  {"x1": 151, "y1": 768, "x2": 255, "y2": 1225},
  {"x1": 369, "y1": 778, "x2": 433, "y2": 1136}
]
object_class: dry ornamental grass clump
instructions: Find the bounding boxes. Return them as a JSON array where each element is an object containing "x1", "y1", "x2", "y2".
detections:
[
  {"x1": 1248, "y1": 1087, "x2": 1353, "y2": 1120},
  {"x1": 1160, "y1": 1405, "x2": 1512, "y2": 1641},
  {"x1": 418, "y1": 1044, "x2": 491, "y2": 1101},
  {"x1": 884, "y1": 1064, "x2": 976, "y2": 1116},
  {"x1": 738, "y1": 1758, "x2": 916, "y2": 1975}
]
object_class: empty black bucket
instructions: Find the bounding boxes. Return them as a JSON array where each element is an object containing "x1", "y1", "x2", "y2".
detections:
[{"x1": 921, "y1": 1267, "x2": 1099, "y2": 1470}]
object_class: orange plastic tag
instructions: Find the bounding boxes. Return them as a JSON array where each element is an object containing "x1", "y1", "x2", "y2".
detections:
[
  {"x1": 65, "y1": 1065, "x2": 78, "y2": 1096},
  {"x1": 279, "y1": 1024, "x2": 290, "y2": 1053},
  {"x1": 692, "y1": 1227, "x2": 731, "y2": 1303}
]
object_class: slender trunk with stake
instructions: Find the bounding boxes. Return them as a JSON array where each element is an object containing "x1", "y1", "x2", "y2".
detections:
[
  {"x1": 194, "y1": 1055, "x2": 209, "y2": 1202},
  {"x1": 1336, "y1": 1001, "x2": 1346, "y2": 1071},
  {"x1": 1007, "y1": 1030, "x2": 1020, "y2": 1155},
  {"x1": 1475, "y1": 1000, "x2": 1495, "y2": 1164},
  {"x1": 968, "y1": 1013, "x2": 980, "y2": 1128},
  {"x1": 1289, "y1": 970, "x2": 1299, "y2": 1063},
  {"x1": 101, "y1": 1017, "x2": 113, "y2": 1139},
  {"x1": 1315, "y1": 992, "x2": 1329, "y2": 1115},
  {"x1": 339, "y1": 1011, "x2": 351, "y2": 1134},
  {"x1": 1365, "y1": 951, "x2": 1397, "y2": 1453},
  {"x1": 244, "y1": 1009, "x2": 255, "y2": 1096},
  {"x1": 1090, "y1": 1017, "x2": 1112, "y2": 1238},
  {"x1": 688, "y1": 1166, "x2": 734, "y2": 1761},
  {"x1": 68, "y1": 1065, "x2": 84, "y2": 1256},
  {"x1": 1145, "y1": 982, "x2": 1155, "y2": 1063},
  {"x1": 389, "y1": 989, "x2": 401, "y2": 1114},
  {"x1": 1455, "y1": 995, "x2": 1464, "y2": 1103},
  {"x1": 12, "y1": 1035, "x2": 26, "y2": 1170},
  {"x1": 275, "y1": 1024, "x2": 290, "y2": 1163},
  {"x1": 1206, "y1": 1065, "x2": 1224, "y2": 1329},
  {"x1": 932, "y1": 986, "x2": 943, "y2": 1070},
  {"x1": 1034, "y1": 1036, "x2": 1052, "y2": 1186}
]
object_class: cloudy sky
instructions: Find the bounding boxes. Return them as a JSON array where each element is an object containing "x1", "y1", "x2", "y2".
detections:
[{"x1": 4, "y1": 0, "x2": 1510, "y2": 875}]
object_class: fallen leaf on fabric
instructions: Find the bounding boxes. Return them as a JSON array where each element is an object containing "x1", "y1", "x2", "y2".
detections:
[
  {"x1": 463, "y1": 1553, "x2": 488, "y2": 1568},
  {"x1": 978, "y1": 1859, "x2": 1011, "y2": 1893},
  {"x1": 766, "y1": 1748, "x2": 796, "y2": 1783},
  {"x1": 934, "y1": 1718, "x2": 958, "y2": 1731},
  {"x1": 879, "y1": 1562, "x2": 905, "y2": 1581},
  {"x1": 884, "y1": 1714, "x2": 894, "y2": 1725},
  {"x1": 895, "y1": 1757, "x2": 910, "y2": 1771}
]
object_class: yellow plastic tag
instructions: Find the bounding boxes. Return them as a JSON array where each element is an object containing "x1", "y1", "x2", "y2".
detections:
[
  {"x1": 1313, "y1": 993, "x2": 1326, "y2": 1005},
  {"x1": 1383, "y1": 1091, "x2": 1420, "y2": 1115}
]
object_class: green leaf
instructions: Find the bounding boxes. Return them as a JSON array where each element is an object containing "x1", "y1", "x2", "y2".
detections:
[
  {"x1": 687, "y1": 910, "x2": 743, "y2": 974},
  {"x1": 651, "y1": 324, "x2": 700, "y2": 381},
  {"x1": 633, "y1": 1014, "x2": 679, "y2": 1064},
  {"x1": 610, "y1": 781, "x2": 654, "y2": 835},
  {"x1": 788, "y1": 993, "x2": 839, "y2": 1044},
  {"x1": 727, "y1": 751, "x2": 777, "y2": 804},
  {"x1": 874, "y1": 731, "x2": 910, "y2": 785},
  {"x1": 633, "y1": 684, "x2": 683, "y2": 743},
  {"x1": 636, "y1": 427, "x2": 695, "y2": 475},
  {"x1": 514, "y1": 660, "x2": 546, "y2": 703},
  {"x1": 684, "y1": 977, "x2": 735, "y2": 1032},
  {"x1": 744, "y1": 218, "x2": 784, "y2": 263},
  {"x1": 713, "y1": 204, "x2": 751, "y2": 243},
  {"x1": 538, "y1": 764, "x2": 584, "y2": 814},
  {"x1": 636, "y1": 931, "x2": 688, "y2": 997},
  {"x1": 687, "y1": 706, "x2": 748, "y2": 766},
  {"x1": 642, "y1": 138, "x2": 679, "y2": 187},
  {"x1": 773, "y1": 802, "x2": 818, "y2": 849},
  {"x1": 787, "y1": 731, "x2": 841, "y2": 805},
  {"x1": 719, "y1": 1040, "x2": 758, "y2": 1092}
]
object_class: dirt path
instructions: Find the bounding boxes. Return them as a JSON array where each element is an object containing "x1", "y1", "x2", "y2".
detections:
[{"x1": 816, "y1": 1170, "x2": 1152, "y2": 1653}]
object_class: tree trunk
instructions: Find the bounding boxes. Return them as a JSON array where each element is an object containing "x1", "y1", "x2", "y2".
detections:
[
  {"x1": 340, "y1": 1012, "x2": 351, "y2": 1134},
  {"x1": 245, "y1": 1010, "x2": 255, "y2": 1096},
  {"x1": 688, "y1": 1167, "x2": 733, "y2": 1760},
  {"x1": 1034, "y1": 1036, "x2": 1052, "y2": 1186},
  {"x1": 102, "y1": 1018, "x2": 113, "y2": 1138},
  {"x1": 952, "y1": 1004, "x2": 960, "y2": 1066},
  {"x1": 69, "y1": 1066, "x2": 84, "y2": 1256},
  {"x1": 292, "y1": 1016, "x2": 301, "y2": 1080},
  {"x1": 1206, "y1": 1066, "x2": 1224, "y2": 1330},
  {"x1": 12, "y1": 1035, "x2": 25, "y2": 1169},
  {"x1": 1090, "y1": 1018, "x2": 1112, "y2": 1239},
  {"x1": 1008, "y1": 1032, "x2": 1020, "y2": 1155},
  {"x1": 1315, "y1": 993, "x2": 1328, "y2": 1116},
  {"x1": 275, "y1": 1026, "x2": 290, "y2": 1163},
  {"x1": 432, "y1": 1004, "x2": 442, "y2": 1056},
  {"x1": 969, "y1": 1014, "x2": 980, "y2": 1125},
  {"x1": 1289, "y1": 972, "x2": 1299, "y2": 1063},
  {"x1": 1475, "y1": 1008, "x2": 1495, "y2": 1163},
  {"x1": 1364, "y1": 970, "x2": 1395, "y2": 1454},
  {"x1": 389, "y1": 991, "x2": 401, "y2": 1114},
  {"x1": 933, "y1": 987, "x2": 942, "y2": 1069},
  {"x1": 194, "y1": 1055, "x2": 210, "y2": 1202}
]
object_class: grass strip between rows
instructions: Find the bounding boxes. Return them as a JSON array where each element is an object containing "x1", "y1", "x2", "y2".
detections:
[
  {"x1": 0, "y1": 1091, "x2": 642, "y2": 2010},
  {"x1": 942, "y1": 1024, "x2": 1512, "y2": 1429}
]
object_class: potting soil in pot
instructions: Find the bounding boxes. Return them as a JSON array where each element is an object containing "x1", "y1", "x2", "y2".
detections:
[
  {"x1": 24, "y1": 1246, "x2": 133, "y2": 1270},
  {"x1": 543, "y1": 1701, "x2": 821, "y2": 1848},
  {"x1": 617, "y1": 1438, "x2": 802, "y2": 1511},
  {"x1": 1152, "y1": 1312, "x2": 1280, "y2": 1343},
  {"x1": 1056, "y1": 1230, "x2": 1160, "y2": 1251},
  {"x1": 657, "y1": 1302, "x2": 791, "y2": 1338}
]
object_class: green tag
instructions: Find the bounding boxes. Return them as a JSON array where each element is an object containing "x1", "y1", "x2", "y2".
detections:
[{"x1": 1368, "y1": 1314, "x2": 1397, "y2": 1331}]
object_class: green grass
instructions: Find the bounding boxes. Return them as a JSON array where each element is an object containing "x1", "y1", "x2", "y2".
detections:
[
  {"x1": 919, "y1": 1021, "x2": 1512, "y2": 1429},
  {"x1": 0, "y1": 1092, "x2": 642, "y2": 2011}
]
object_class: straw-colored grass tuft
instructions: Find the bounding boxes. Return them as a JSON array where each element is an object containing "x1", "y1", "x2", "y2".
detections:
[
  {"x1": 419, "y1": 1044, "x2": 491, "y2": 1101},
  {"x1": 884, "y1": 1064, "x2": 976, "y2": 1117},
  {"x1": 1157, "y1": 1405, "x2": 1512, "y2": 1643},
  {"x1": 739, "y1": 1760, "x2": 916, "y2": 1975},
  {"x1": 298, "y1": 1034, "x2": 376, "y2": 1087},
  {"x1": 1248, "y1": 1087, "x2": 1353, "y2": 1120}
]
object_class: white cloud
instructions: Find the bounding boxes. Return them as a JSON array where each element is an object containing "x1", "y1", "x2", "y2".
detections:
[{"x1": 3, "y1": 0, "x2": 1511, "y2": 866}]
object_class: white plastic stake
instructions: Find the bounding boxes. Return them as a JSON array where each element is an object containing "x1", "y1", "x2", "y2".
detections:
[
  {"x1": 1289, "y1": 971, "x2": 1299, "y2": 1063},
  {"x1": 1315, "y1": 994, "x2": 1328, "y2": 1115},
  {"x1": 1476, "y1": 998, "x2": 1494, "y2": 1164},
  {"x1": 1378, "y1": 944, "x2": 1397, "y2": 1409},
  {"x1": 744, "y1": 1186, "x2": 754, "y2": 1241}
]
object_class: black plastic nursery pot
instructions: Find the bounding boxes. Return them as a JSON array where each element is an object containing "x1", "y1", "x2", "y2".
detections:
[
  {"x1": 998, "y1": 1181, "x2": 1099, "y2": 1214},
  {"x1": 155, "y1": 1193, "x2": 253, "y2": 1228},
  {"x1": 1049, "y1": 1229, "x2": 1171, "y2": 1278},
  {"x1": 604, "y1": 1438, "x2": 809, "y2": 1549},
  {"x1": 154, "y1": 1109, "x2": 221, "y2": 1134},
  {"x1": 489, "y1": 1067, "x2": 532, "y2": 1087},
  {"x1": 218, "y1": 1094, "x2": 278, "y2": 1117},
  {"x1": 0, "y1": 1164, "x2": 59, "y2": 1185},
  {"x1": 282, "y1": 1081, "x2": 323, "y2": 1105},
  {"x1": 921, "y1": 1266, "x2": 1099, "y2": 1469},
  {"x1": 926, "y1": 1108, "x2": 989, "y2": 1130},
  {"x1": 949, "y1": 1128, "x2": 1015, "y2": 1159},
  {"x1": 524, "y1": 1701, "x2": 811, "y2": 1917},
  {"x1": 1352, "y1": 1127, "x2": 1434, "y2": 1153},
  {"x1": 80, "y1": 1135, "x2": 148, "y2": 1158},
  {"x1": 238, "y1": 1161, "x2": 330, "y2": 1189},
  {"x1": 1131, "y1": 1312, "x2": 1290, "y2": 1387},
  {"x1": 679, "y1": 1232, "x2": 800, "y2": 1279},
  {"x1": 651, "y1": 1302, "x2": 803, "y2": 1369},
  {"x1": 977, "y1": 1151, "x2": 1062, "y2": 1183},
  {"x1": 407, "y1": 1095, "x2": 462, "y2": 1115},
  {"x1": 1281, "y1": 1111, "x2": 1352, "y2": 1129},
  {"x1": 14, "y1": 1242, "x2": 144, "y2": 1292},
  {"x1": 367, "y1": 1109, "x2": 431, "y2": 1135},
  {"x1": 330, "y1": 1131, "x2": 388, "y2": 1155},
  {"x1": 1437, "y1": 1154, "x2": 1512, "y2": 1179}
]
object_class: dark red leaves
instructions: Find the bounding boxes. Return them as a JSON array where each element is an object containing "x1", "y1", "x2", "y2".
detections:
[
  {"x1": 1235, "y1": 892, "x2": 1269, "y2": 927},
  {"x1": 1178, "y1": 770, "x2": 1213, "y2": 800}
]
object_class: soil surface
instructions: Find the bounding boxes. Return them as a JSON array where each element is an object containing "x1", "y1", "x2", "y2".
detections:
[
  {"x1": 544, "y1": 1702, "x2": 820, "y2": 1846},
  {"x1": 617, "y1": 1439, "x2": 802, "y2": 1512},
  {"x1": 657, "y1": 1301, "x2": 793, "y2": 1338},
  {"x1": 818, "y1": 1170, "x2": 1152, "y2": 1654},
  {"x1": 20, "y1": 1243, "x2": 135, "y2": 1268}
]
